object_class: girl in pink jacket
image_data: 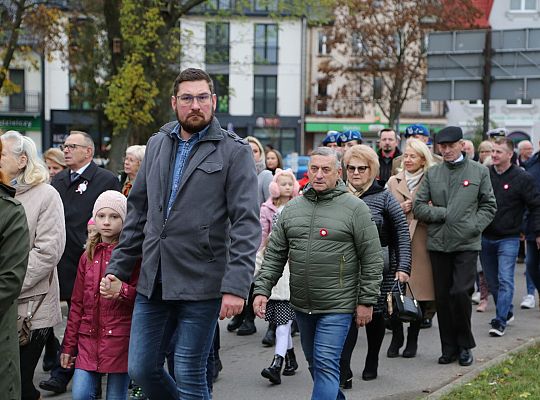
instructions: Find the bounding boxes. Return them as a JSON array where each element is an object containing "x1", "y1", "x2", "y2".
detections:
[
  {"x1": 60, "y1": 191, "x2": 139, "y2": 400},
  {"x1": 257, "y1": 169, "x2": 300, "y2": 384}
]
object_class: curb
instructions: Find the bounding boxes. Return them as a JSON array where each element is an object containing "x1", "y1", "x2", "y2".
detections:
[{"x1": 424, "y1": 337, "x2": 540, "y2": 399}]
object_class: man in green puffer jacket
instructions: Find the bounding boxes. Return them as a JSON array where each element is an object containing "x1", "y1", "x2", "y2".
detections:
[
  {"x1": 253, "y1": 147, "x2": 384, "y2": 400},
  {"x1": 413, "y1": 126, "x2": 496, "y2": 368}
]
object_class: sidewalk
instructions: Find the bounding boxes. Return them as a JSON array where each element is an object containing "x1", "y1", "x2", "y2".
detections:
[{"x1": 34, "y1": 262, "x2": 540, "y2": 399}]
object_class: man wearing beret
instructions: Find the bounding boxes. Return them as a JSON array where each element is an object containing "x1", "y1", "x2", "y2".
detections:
[{"x1": 413, "y1": 126, "x2": 497, "y2": 366}]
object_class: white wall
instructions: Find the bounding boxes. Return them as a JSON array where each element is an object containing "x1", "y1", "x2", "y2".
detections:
[
  {"x1": 45, "y1": 51, "x2": 69, "y2": 120},
  {"x1": 180, "y1": 19, "x2": 206, "y2": 70},
  {"x1": 229, "y1": 21, "x2": 254, "y2": 116},
  {"x1": 277, "y1": 21, "x2": 302, "y2": 116}
]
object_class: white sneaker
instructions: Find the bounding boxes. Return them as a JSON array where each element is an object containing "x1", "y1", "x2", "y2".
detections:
[
  {"x1": 471, "y1": 291, "x2": 481, "y2": 304},
  {"x1": 521, "y1": 294, "x2": 536, "y2": 309}
]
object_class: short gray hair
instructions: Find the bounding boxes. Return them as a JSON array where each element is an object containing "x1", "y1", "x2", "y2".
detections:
[
  {"x1": 69, "y1": 130, "x2": 95, "y2": 154},
  {"x1": 125, "y1": 145, "x2": 146, "y2": 162},
  {"x1": 310, "y1": 147, "x2": 340, "y2": 169}
]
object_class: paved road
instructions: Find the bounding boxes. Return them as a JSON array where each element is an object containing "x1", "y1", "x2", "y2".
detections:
[{"x1": 36, "y1": 262, "x2": 540, "y2": 399}]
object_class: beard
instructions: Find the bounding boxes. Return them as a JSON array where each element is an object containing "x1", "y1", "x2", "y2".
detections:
[{"x1": 177, "y1": 108, "x2": 214, "y2": 134}]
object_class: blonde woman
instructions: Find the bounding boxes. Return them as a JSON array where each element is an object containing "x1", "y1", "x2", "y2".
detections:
[
  {"x1": 43, "y1": 148, "x2": 66, "y2": 180},
  {"x1": 387, "y1": 138, "x2": 436, "y2": 359},
  {"x1": 0, "y1": 131, "x2": 65, "y2": 400},
  {"x1": 246, "y1": 136, "x2": 273, "y2": 206},
  {"x1": 339, "y1": 145, "x2": 411, "y2": 387}
]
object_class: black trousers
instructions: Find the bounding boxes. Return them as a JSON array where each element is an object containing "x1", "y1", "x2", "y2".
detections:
[
  {"x1": 429, "y1": 251, "x2": 477, "y2": 355},
  {"x1": 20, "y1": 327, "x2": 52, "y2": 400}
]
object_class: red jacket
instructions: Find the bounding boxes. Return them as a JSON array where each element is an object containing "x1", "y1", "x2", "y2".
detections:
[{"x1": 61, "y1": 242, "x2": 140, "y2": 373}]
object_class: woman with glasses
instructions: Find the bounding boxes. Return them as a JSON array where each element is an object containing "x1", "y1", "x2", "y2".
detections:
[
  {"x1": 339, "y1": 144, "x2": 411, "y2": 388},
  {"x1": 0, "y1": 131, "x2": 65, "y2": 400},
  {"x1": 119, "y1": 145, "x2": 146, "y2": 197},
  {"x1": 387, "y1": 139, "x2": 436, "y2": 360}
]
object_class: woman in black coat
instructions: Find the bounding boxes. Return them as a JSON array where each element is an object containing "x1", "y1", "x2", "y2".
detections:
[{"x1": 339, "y1": 145, "x2": 412, "y2": 388}]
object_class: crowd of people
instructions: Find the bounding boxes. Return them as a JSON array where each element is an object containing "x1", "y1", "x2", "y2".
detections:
[{"x1": 1, "y1": 67, "x2": 540, "y2": 400}]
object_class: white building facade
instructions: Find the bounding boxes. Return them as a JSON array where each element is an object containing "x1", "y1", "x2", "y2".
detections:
[{"x1": 180, "y1": 7, "x2": 304, "y2": 155}]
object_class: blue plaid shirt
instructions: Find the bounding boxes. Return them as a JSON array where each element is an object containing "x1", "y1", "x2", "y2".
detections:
[{"x1": 166, "y1": 123, "x2": 209, "y2": 218}]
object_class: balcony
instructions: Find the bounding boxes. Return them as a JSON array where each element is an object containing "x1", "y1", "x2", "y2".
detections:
[
  {"x1": 308, "y1": 96, "x2": 365, "y2": 118},
  {"x1": 0, "y1": 91, "x2": 41, "y2": 114}
]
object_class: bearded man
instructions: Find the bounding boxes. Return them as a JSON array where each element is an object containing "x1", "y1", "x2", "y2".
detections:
[{"x1": 103, "y1": 68, "x2": 261, "y2": 399}]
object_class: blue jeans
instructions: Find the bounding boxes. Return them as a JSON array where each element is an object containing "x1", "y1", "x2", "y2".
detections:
[
  {"x1": 295, "y1": 311, "x2": 352, "y2": 400},
  {"x1": 480, "y1": 237, "x2": 520, "y2": 328},
  {"x1": 526, "y1": 240, "x2": 540, "y2": 293},
  {"x1": 72, "y1": 369, "x2": 129, "y2": 400},
  {"x1": 128, "y1": 291, "x2": 220, "y2": 400}
]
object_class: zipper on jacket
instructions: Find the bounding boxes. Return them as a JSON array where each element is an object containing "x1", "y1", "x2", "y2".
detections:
[
  {"x1": 305, "y1": 200, "x2": 318, "y2": 313},
  {"x1": 339, "y1": 255, "x2": 345, "y2": 288}
]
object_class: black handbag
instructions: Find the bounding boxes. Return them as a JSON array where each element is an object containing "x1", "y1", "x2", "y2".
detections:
[{"x1": 387, "y1": 281, "x2": 423, "y2": 323}]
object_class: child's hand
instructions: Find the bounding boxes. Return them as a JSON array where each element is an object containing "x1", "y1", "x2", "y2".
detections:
[
  {"x1": 100, "y1": 274, "x2": 122, "y2": 299},
  {"x1": 60, "y1": 353, "x2": 75, "y2": 369}
]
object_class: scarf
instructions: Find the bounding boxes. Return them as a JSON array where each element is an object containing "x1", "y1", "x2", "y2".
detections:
[
  {"x1": 255, "y1": 158, "x2": 266, "y2": 175},
  {"x1": 122, "y1": 178, "x2": 133, "y2": 197},
  {"x1": 347, "y1": 179, "x2": 373, "y2": 198},
  {"x1": 404, "y1": 169, "x2": 424, "y2": 193}
]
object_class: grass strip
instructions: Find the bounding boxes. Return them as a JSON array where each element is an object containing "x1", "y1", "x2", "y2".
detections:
[{"x1": 441, "y1": 343, "x2": 540, "y2": 399}]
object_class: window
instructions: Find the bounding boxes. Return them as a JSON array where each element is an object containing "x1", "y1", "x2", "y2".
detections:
[
  {"x1": 211, "y1": 74, "x2": 229, "y2": 113},
  {"x1": 318, "y1": 32, "x2": 330, "y2": 55},
  {"x1": 507, "y1": 98, "x2": 533, "y2": 105},
  {"x1": 206, "y1": 22, "x2": 229, "y2": 64},
  {"x1": 253, "y1": 128, "x2": 296, "y2": 155},
  {"x1": 510, "y1": 0, "x2": 537, "y2": 10},
  {"x1": 208, "y1": 0, "x2": 232, "y2": 10},
  {"x1": 469, "y1": 99, "x2": 483, "y2": 105},
  {"x1": 9, "y1": 69, "x2": 25, "y2": 111},
  {"x1": 254, "y1": 24, "x2": 278, "y2": 64},
  {"x1": 254, "y1": 0, "x2": 278, "y2": 12},
  {"x1": 254, "y1": 75, "x2": 277, "y2": 115},
  {"x1": 420, "y1": 98, "x2": 432, "y2": 113},
  {"x1": 351, "y1": 32, "x2": 364, "y2": 55}
]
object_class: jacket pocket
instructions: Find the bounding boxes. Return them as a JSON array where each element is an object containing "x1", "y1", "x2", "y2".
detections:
[
  {"x1": 197, "y1": 162, "x2": 223, "y2": 174},
  {"x1": 103, "y1": 323, "x2": 131, "y2": 337},
  {"x1": 198, "y1": 225, "x2": 216, "y2": 262}
]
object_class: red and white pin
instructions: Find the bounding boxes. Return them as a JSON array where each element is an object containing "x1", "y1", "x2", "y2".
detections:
[
  {"x1": 503, "y1": 184, "x2": 509, "y2": 190},
  {"x1": 320, "y1": 228, "x2": 328, "y2": 237},
  {"x1": 463, "y1": 180, "x2": 470, "y2": 187}
]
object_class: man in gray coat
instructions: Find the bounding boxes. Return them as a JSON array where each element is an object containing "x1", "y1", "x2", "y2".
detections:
[{"x1": 103, "y1": 68, "x2": 261, "y2": 399}]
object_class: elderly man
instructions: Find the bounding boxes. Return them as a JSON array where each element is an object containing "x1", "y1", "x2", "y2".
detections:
[
  {"x1": 482, "y1": 138, "x2": 540, "y2": 337},
  {"x1": 253, "y1": 147, "x2": 383, "y2": 400},
  {"x1": 414, "y1": 126, "x2": 496, "y2": 367},
  {"x1": 517, "y1": 140, "x2": 534, "y2": 167},
  {"x1": 104, "y1": 68, "x2": 260, "y2": 399}
]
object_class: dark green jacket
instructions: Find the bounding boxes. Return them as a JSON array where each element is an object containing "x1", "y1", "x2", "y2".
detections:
[
  {"x1": 413, "y1": 155, "x2": 497, "y2": 252},
  {"x1": 0, "y1": 183, "x2": 29, "y2": 400},
  {"x1": 254, "y1": 182, "x2": 384, "y2": 314}
]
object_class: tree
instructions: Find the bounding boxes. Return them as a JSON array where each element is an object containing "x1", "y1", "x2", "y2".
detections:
[
  {"x1": 319, "y1": 0, "x2": 482, "y2": 130},
  {"x1": 0, "y1": 0, "x2": 65, "y2": 95}
]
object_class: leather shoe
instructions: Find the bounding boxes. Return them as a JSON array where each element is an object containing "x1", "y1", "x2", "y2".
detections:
[
  {"x1": 438, "y1": 353, "x2": 458, "y2": 364},
  {"x1": 237, "y1": 320, "x2": 256, "y2": 336},
  {"x1": 227, "y1": 314, "x2": 244, "y2": 332},
  {"x1": 458, "y1": 348, "x2": 474, "y2": 366},
  {"x1": 39, "y1": 377, "x2": 67, "y2": 394}
]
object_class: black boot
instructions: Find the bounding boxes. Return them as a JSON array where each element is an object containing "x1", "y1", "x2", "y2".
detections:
[
  {"x1": 386, "y1": 318, "x2": 404, "y2": 358},
  {"x1": 262, "y1": 323, "x2": 276, "y2": 347},
  {"x1": 362, "y1": 354, "x2": 378, "y2": 381},
  {"x1": 282, "y1": 348, "x2": 298, "y2": 376},
  {"x1": 261, "y1": 355, "x2": 284, "y2": 384},
  {"x1": 402, "y1": 322, "x2": 420, "y2": 358},
  {"x1": 227, "y1": 313, "x2": 244, "y2": 332},
  {"x1": 339, "y1": 369, "x2": 353, "y2": 389}
]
